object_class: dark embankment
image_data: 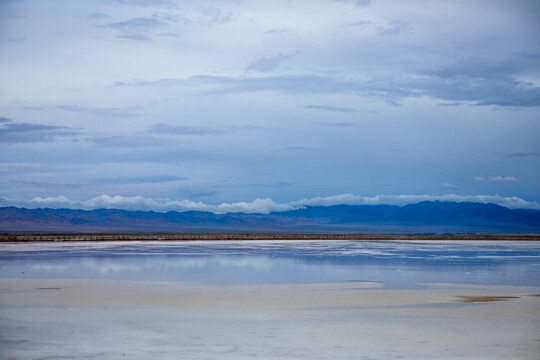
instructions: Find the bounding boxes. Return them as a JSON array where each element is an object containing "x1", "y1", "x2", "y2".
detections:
[{"x1": 1, "y1": 233, "x2": 539, "y2": 242}]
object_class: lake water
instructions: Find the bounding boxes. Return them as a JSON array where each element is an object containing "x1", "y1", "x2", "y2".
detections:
[
  {"x1": 1, "y1": 240, "x2": 539, "y2": 359},
  {"x1": 2, "y1": 240, "x2": 539, "y2": 288}
]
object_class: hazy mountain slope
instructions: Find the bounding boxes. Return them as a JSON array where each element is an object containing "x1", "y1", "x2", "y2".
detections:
[{"x1": 1, "y1": 201, "x2": 539, "y2": 234}]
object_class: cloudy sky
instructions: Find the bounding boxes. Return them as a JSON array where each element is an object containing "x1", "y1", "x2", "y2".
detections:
[{"x1": 1, "y1": 0, "x2": 539, "y2": 213}]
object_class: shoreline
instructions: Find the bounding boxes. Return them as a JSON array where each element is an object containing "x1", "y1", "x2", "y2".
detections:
[{"x1": 1, "y1": 232, "x2": 539, "y2": 242}]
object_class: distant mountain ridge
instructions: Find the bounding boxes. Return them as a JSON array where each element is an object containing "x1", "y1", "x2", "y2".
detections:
[{"x1": 1, "y1": 201, "x2": 539, "y2": 234}]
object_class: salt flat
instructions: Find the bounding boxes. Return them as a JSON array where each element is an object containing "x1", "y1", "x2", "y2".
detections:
[
  {"x1": 1, "y1": 240, "x2": 539, "y2": 359},
  {"x1": 1, "y1": 278, "x2": 539, "y2": 359}
]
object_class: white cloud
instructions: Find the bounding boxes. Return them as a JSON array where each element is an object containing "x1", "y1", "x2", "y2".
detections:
[
  {"x1": 4, "y1": 193, "x2": 537, "y2": 213},
  {"x1": 474, "y1": 176, "x2": 485, "y2": 182},
  {"x1": 289, "y1": 193, "x2": 540, "y2": 210},
  {"x1": 475, "y1": 176, "x2": 519, "y2": 183},
  {"x1": 490, "y1": 176, "x2": 518, "y2": 183},
  {"x1": 441, "y1": 182, "x2": 459, "y2": 190},
  {"x1": 26, "y1": 195, "x2": 294, "y2": 214}
]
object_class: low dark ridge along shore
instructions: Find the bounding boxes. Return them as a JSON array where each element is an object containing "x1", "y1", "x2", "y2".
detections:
[{"x1": 1, "y1": 233, "x2": 539, "y2": 242}]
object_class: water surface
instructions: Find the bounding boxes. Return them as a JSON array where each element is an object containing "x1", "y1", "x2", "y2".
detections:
[
  {"x1": 1, "y1": 240, "x2": 539, "y2": 288},
  {"x1": 1, "y1": 240, "x2": 539, "y2": 360}
]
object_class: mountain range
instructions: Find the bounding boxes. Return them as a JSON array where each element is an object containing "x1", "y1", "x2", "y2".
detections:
[{"x1": 1, "y1": 201, "x2": 539, "y2": 234}]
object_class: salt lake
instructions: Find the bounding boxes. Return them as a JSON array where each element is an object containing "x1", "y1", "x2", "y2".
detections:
[{"x1": 1, "y1": 240, "x2": 539, "y2": 359}]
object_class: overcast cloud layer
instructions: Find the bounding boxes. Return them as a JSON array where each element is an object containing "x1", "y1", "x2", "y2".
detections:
[{"x1": 1, "y1": 0, "x2": 539, "y2": 212}]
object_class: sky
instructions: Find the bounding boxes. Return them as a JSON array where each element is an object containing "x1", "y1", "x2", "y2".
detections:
[{"x1": 1, "y1": 0, "x2": 539, "y2": 213}]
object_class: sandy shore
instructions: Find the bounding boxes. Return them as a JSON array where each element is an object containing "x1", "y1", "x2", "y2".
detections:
[{"x1": 1, "y1": 278, "x2": 539, "y2": 359}]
